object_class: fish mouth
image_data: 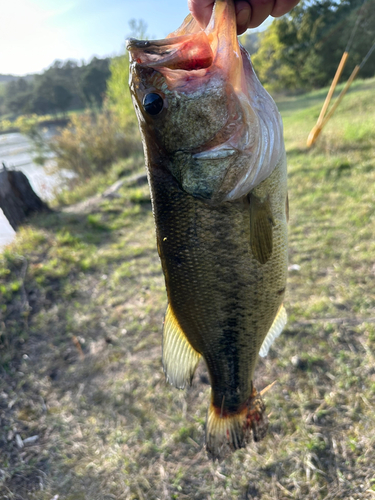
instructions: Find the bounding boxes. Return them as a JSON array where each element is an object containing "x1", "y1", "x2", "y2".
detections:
[
  {"x1": 127, "y1": 0, "x2": 248, "y2": 166},
  {"x1": 127, "y1": 32, "x2": 214, "y2": 72},
  {"x1": 127, "y1": 0, "x2": 243, "y2": 89}
]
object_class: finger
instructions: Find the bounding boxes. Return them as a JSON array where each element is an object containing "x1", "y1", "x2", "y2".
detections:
[
  {"x1": 188, "y1": 0, "x2": 214, "y2": 29},
  {"x1": 246, "y1": 0, "x2": 276, "y2": 30},
  {"x1": 271, "y1": 0, "x2": 300, "y2": 18},
  {"x1": 235, "y1": 1, "x2": 252, "y2": 35}
]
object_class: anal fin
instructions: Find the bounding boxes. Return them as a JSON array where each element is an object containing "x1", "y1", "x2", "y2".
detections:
[
  {"x1": 249, "y1": 194, "x2": 275, "y2": 265},
  {"x1": 162, "y1": 304, "x2": 201, "y2": 389},
  {"x1": 259, "y1": 305, "x2": 287, "y2": 357}
]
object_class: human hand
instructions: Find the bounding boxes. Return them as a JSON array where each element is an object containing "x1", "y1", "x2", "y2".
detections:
[{"x1": 188, "y1": 0, "x2": 300, "y2": 35}]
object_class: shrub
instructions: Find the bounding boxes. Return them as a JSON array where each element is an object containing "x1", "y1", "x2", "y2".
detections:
[{"x1": 49, "y1": 110, "x2": 141, "y2": 178}]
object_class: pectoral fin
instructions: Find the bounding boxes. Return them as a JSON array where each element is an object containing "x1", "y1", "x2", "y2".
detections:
[
  {"x1": 249, "y1": 194, "x2": 275, "y2": 264},
  {"x1": 162, "y1": 305, "x2": 201, "y2": 389},
  {"x1": 259, "y1": 305, "x2": 287, "y2": 357}
]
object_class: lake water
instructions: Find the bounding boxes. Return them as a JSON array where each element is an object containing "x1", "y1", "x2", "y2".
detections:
[{"x1": 0, "y1": 130, "x2": 62, "y2": 250}]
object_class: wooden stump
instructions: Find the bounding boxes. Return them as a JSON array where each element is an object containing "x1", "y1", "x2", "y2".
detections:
[{"x1": 0, "y1": 167, "x2": 50, "y2": 231}]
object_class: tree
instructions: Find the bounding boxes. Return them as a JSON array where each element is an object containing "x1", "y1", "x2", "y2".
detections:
[
  {"x1": 106, "y1": 53, "x2": 136, "y2": 129},
  {"x1": 52, "y1": 84, "x2": 73, "y2": 114},
  {"x1": 252, "y1": 23, "x2": 296, "y2": 90},
  {"x1": 4, "y1": 78, "x2": 34, "y2": 115},
  {"x1": 253, "y1": 0, "x2": 375, "y2": 90},
  {"x1": 31, "y1": 75, "x2": 56, "y2": 114},
  {"x1": 81, "y1": 67, "x2": 109, "y2": 107}
]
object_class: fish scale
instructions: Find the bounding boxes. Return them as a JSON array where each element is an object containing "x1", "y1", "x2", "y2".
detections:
[{"x1": 152, "y1": 154, "x2": 287, "y2": 411}]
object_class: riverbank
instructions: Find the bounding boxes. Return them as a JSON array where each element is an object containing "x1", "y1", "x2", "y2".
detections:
[
  {"x1": 0, "y1": 114, "x2": 73, "y2": 135},
  {"x1": 0, "y1": 129, "x2": 62, "y2": 250},
  {"x1": 1, "y1": 79, "x2": 375, "y2": 499}
]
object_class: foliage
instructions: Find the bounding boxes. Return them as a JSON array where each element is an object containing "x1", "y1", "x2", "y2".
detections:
[
  {"x1": 252, "y1": 24, "x2": 296, "y2": 91},
  {"x1": 81, "y1": 66, "x2": 109, "y2": 108},
  {"x1": 0, "y1": 57, "x2": 111, "y2": 118},
  {"x1": 254, "y1": 0, "x2": 375, "y2": 89},
  {"x1": 106, "y1": 18, "x2": 150, "y2": 130},
  {"x1": 30, "y1": 75, "x2": 73, "y2": 115},
  {"x1": 0, "y1": 18, "x2": 150, "y2": 119},
  {"x1": 3, "y1": 78, "x2": 34, "y2": 115},
  {"x1": 106, "y1": 52, "x2": 138, "y2": 130},
  {"x1": 47, "y1": 110, "x2": 141, "y2": 178}
]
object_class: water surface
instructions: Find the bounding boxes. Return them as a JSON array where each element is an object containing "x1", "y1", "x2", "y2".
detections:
[{"x1": 0, "y1": 130, "x2": 61, "y2": 249}]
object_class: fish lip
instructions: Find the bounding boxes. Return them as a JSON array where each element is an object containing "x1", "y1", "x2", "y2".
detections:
[
  {"x1": 126, "y1": 38, "x2": 151, "y2": 51},
  {"x1": 127, "y1": 33, "x2": 214, "y2": 72},
  {"x1": 126, "y1": 34, "x2": 195, "y2": 52},
  {"x1": 126, "y1": 37, "x2": 175, "y2": 50}
]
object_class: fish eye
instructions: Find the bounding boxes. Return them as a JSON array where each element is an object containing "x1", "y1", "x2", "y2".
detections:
[{"x1": 143, "y1": 93, "x2": 164, "y2": 116}]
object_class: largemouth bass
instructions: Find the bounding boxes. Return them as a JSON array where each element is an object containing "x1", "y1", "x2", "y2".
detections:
[{"x1": 127, "y1": 0, "x2": 288, "y2": 459}]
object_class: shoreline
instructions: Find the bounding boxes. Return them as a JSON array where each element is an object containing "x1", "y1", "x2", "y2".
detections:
[{"x1": 0, "y1": 117, "x2": 70, "y2": 135}]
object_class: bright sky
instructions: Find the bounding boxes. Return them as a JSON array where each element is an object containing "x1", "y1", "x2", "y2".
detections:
[
  {"x1": 1, "y1": 0, "x2": 271, "y2": 76},
  {"x1": 0, "y1": 0, "x2": 191, "y2": 75}
]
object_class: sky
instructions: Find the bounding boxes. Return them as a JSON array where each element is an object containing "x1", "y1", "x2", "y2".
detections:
[
  {"x1": 1, "y1": 0, "x2": 270, "y2": 77},
  {"x1": 0, "y1": 0, "x2": 196, "y2": 76}
]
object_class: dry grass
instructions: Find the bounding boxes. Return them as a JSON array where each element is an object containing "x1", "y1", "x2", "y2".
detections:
[{"x1": 1, "y1": 77, "x2": 375, "y2": 500}]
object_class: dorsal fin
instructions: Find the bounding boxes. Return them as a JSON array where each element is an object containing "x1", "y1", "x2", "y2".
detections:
[
  {"x1": 162, "y1": 305, "x2": 201, "y2": 389},
  {"x1": 259, "y1": 305, "x2": 287, "y2": 357}
]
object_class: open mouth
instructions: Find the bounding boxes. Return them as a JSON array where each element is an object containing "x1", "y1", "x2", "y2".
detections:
[
  {"x1": 127, "y1": 32, "x2": 214, "y2": 72},
  {"x1": 127, "y1": 0, "x2": 243, "y2": 92}
]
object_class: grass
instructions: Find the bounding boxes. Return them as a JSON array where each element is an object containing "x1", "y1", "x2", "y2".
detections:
[{"x1": 0, "y1": 76, "x2": 375, "y2": 500}]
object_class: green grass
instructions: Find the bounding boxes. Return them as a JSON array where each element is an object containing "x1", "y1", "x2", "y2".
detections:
[{"x1": 0, "y1": 77, "x2": 375, "y2": 500}]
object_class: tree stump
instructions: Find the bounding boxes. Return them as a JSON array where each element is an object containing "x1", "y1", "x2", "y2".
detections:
[{"x1": 0, "y1": 167, "x2": 50, "y2": 231}]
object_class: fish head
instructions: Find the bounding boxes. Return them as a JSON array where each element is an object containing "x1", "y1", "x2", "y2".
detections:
[{"x1": 127, "y1": 0, "x2": 284, "y2": 203}]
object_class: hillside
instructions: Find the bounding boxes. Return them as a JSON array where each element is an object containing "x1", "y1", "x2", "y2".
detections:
[{"x1": 0, "y1": 77, "x2": 375, "y2": 500}]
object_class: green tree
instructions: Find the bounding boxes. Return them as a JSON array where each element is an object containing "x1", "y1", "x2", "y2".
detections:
[
  {"x1": 275, "y1": 0, "x2": 348, "y2": 88},
  {"x1": 253, "y1": 0, "x2": 375, "y2": 90},
  {"x1": 31, "y1": 76, "x2": 56, "y2": 114},
  {"x1": 52, "y1": 84, "x2": 73, "y2": 114},
  {"x1": 4, "y1": 78, "x2": 34, "y2": 115},
  {"x1": 81, "y1": 66, "x2": 109, "y2": 107},
  {"x1": 106, "y1": 53, "x2": 136, "y2": 129},
  {"x1": 252, "y1": 23, "x2": 296, "y2": 90}
]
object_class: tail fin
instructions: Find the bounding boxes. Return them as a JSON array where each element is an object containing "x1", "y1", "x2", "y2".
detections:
[{"x1": 206, "y1": 388, "x2": 268, "y2": 460}]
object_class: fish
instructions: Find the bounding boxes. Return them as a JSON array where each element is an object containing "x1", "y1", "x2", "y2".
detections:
[{"x1": 127, "y1": 0, "x2": 288, "y2": 459}]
